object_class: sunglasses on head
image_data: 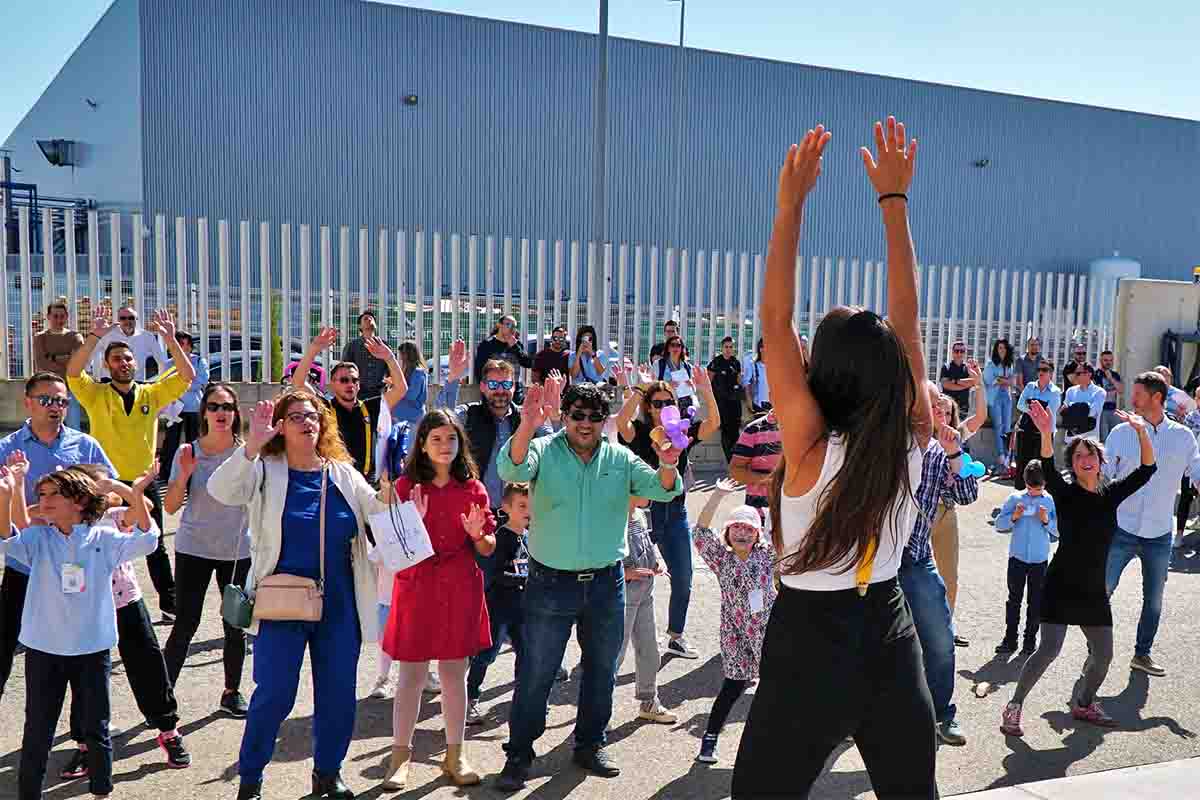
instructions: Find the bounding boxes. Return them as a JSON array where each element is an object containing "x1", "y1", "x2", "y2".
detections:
[
  {"x1": 33, "y1": 395, "x2": 70, "y2": 409},
  {"x1": 651, "y1": 398, "x2": 676, "y2": 409},
  {"x1": 336, "y1": 376, "x2": 360, "y2": 385},
  {"x1": 1038, "y1": 366, "x2": 1051, "y2": 373},
  {"x1": 568, "y1": 410, "x2": 606, "y2": 423},
  {"x1": 206, "y1": 402, "x2": 237, "y2": 413},
  {"x1": 486, "y1": 379, "x2": 514, "y2": 391},
  {"x1": 286, "y1": 411, "x2": 321, "y2": 425}
]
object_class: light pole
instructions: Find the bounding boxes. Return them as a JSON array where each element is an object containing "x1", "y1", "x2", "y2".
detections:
[
  {"x1": 668, "y1": 0, "x2": 686, "y2": 250},
  {"x1": 591, "y1": 0, "x2": 610, "y2": 332}
]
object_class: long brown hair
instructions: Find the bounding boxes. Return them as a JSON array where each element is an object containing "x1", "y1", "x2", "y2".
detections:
[
  {"x1": 199, "y1": 382, "x2": 244, "y2": 443},
  {"x1": 404, "y1": 409, "x2": 479, "y2": 484},
  {"x1": 260, "y1": 390, "x2": 353, "y2": 463},
  {"x1": 770, "y1": 306, "x2": 918, "y2": 575}
]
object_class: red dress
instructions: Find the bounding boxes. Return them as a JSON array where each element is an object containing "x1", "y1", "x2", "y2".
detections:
[{"x1": 382, "y1": 476, "x2": 495, "y2": 661}]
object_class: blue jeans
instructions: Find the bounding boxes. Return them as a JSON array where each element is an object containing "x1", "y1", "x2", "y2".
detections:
[
  {"x1": 468, "y1": 590, "x2": 524, "y2": 700},
  {"x1": 1106, "y1": 528, "x2": 1171, "y2": 658},
  {"x1": 650, "y1": 497, "x2": 693, "y2": 636},
  {"x1": 988, "y1": 392, "x2": 1012, "y2": 465},
  {"x1": 898, "y1": 552, "x2": 957, "y2": 724},
  {"x1": 504, "y1": 561, "x2": 625, "y2": 763}
]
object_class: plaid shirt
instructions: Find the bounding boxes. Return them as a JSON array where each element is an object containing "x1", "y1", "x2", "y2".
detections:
[{"x1": 906, "y1": 440, "x2": 979, "y2": 562}]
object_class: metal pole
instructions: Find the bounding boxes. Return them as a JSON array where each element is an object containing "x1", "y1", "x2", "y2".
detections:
[{"x1": 590, "y1": 0, "x2": 610, "y2": 325}]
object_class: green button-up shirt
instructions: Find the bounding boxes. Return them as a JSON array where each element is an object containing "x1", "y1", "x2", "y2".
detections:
[{"x1": 498, "y1": 429, "x2": 682, "y2": 570}]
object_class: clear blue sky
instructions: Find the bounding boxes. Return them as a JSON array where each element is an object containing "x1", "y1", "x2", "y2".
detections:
[{"x1": 2, "y1": 0, "x2": 1197, "y2": 144}]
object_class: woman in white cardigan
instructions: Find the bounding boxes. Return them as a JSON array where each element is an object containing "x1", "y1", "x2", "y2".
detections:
[{"x1": 209, "y1": 390, "x2": 397, "y2": 800}]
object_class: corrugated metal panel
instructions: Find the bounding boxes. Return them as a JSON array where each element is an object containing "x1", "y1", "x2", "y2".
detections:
[{"x1": 137, "y1": 0, "x2": 1198, "y2": 282}]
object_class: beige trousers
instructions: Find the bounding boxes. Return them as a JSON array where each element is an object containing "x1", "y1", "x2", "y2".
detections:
[{"x1": 930, "y1": 503, "x2": 960, "y2": 614}]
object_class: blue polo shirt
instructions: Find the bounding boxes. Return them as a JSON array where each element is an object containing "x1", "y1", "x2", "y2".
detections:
[{"x1": 0, "y1": 422, "x2": 116, "y2": 575}]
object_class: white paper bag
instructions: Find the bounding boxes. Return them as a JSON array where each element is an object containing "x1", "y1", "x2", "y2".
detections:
[{"x1": 367, "y1": 501, "x2": 434, "y2": 573}]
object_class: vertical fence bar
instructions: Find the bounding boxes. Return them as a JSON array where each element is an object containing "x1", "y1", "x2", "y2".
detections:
[
  {"x1": 679, "y1": 250, "x2": 692, "y2": 356},
  {"x1": 259, "y1": 222, "x2": 272, "y2": 383},
  {"x1": 1073, "y1": 276, "x2": 1086, "y2": 359},
  {"x1": 338, "y1": 227, "x2": 351, "y2": 342},
  {"x1": 376, "y1": 228, "x2": 389, "y2": 342},
  {"x1": 0, "y1": 201, "x2": 8, "y2": 378},
  {"x1": 395, "y1": 231, "x2": 407, "y2": 354},
  {"x1": 298, "y1": 224, "x2": 312, "y2": 349},
  {"x1": 18, "y1": 208, "x2": 33, "y2": 375},
  {"x1": 567, "y1": 242, "x2": 579, "y2": 340},
  {"x1": 109, "y1": 213, "x2": 123, "y2": 330},
  {"x1": 1054, "y1": 273, "x2": 1067, "y2": 370},
  {"x1": 485, "y1": 236, "x2": 496, "y2": 348},
  {"x1": 1086, "y1": 276, "x2": 1099, "y2": 357},
  {"x1": 970, "y1": 267, "x2": 984, "y2": 358},
  {"x1": 553, "y1": 241, "x2": 564, "y2": 332},
  {"x1": 130, "y1": 212, "x2": 144, "y2": 323},
  {"x1": 502, "y1": 237, "x2": 513, "y2": 320},
  {"x1": 997, "y1": 269, "x2": 1010, "y2": 352},
  {"x1": 722, "y1": 252, "x2": 735, "y2": 341},
  {"x1": 834, "y1": 257, "x2": 846, "y2": 308},
  {"x1": 920, "y1": 265, "x2": 935, "y2": 368},
  {"x1": 947, "y1": 266, "x2": 961, "y2": 356},
  {"x1": 319, "y1": 226, "x2": 332, "y2": 364},
  {"x1": 647, "y1": 246, "x2": 659, "y2": 356},
  {"x1": 65, "y1": 213, "x2": 79, "y2": 330},
  {"x1": 1008, "y1": 272, "x2": 1020, "y2": 345},
  {"x1": 1029, "y1": 272, "x2": 1042, "y2": 345},
  {"x1": 451, "y1": 234, "x2": 462, "y2": 346},
  {"x1": 280, "y1": 224, "x2": 292, "y2": 363},
  {"x1": 749, "y1": 255, "x2": 764, "y2": 355},
  {"x1": 153, "y1": 215, "x2": 167, "y2": 312},
  {"x1": 806, "y1": 255, "x2": 820, "y2": 332},
  {"x1": 195, "y1": 218, "x2": 210, "y2": 362},
  {"x1": 42, "y1": 208, "x2": 56, "y2": 320},
  {"x1": 216, "y1": 220, "x2": 232, "y2": 368},
  {"x1": 1064, "y1": 274, "x2": 1076, "y2": 362},
  {"x1": 600, "y1": 243, "x2": 612, "y2": 347},
  {"x1": 519, "y1": 238, "x2": 529, "y2": 349},
  {"x1": 848, "y1": 258, "x2": 860, "y2": 308},
  {"x1": 1018, "y1": 271, "x2": 1031, "y2": 345},
  {"x1": 173, "y1": 217, "x2": 187, "y2": 330},
  {"x1": 238, "y1": 221, "x2": 251, "y2": 380},
  {"x1": 585, "y1": 243, "x2": 596, "y2": 336},
  {"x1": 664, "y1": 248, "x2": 676, "y2": 336},
  {"x1": 706, "y1": 250, "x2": 719, "y2": 359},
  {"x1": 358, "y1": 227, "x2": 370, "y2": 319},
  {"x1": 632, "y1": 245, "x2": 644, "y2": 364},
  {"x1": 735, "y1": 253, "x2": 749, "y2": 354},
  {"x1": 535, "y1": 240, "x2": 547, "y2": 353},
  {"x1": 468, "y1": 235, "x2": 479, "y2": 364},
  {"x1": 414, "y1": 231, "x2": 425, "y2": 364},
  {"x1": 432, "y1": 233, "x2": 443, "y2": 376},
  {"x1": 935, "y1": 264, "x2": 949, "y2": 360},
  {"x1": 617, "y1": 243, "x2": 629, "y2": 357}
]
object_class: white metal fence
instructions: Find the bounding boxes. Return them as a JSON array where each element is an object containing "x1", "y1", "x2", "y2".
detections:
[{"x1": 1, "y1": 207, "x2": 1120, "y2": 384}]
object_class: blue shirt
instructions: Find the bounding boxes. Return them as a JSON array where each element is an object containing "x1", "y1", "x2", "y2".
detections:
[
  {"x1": 907, "y1": 441, "x2": 979, "y2": 562},
  {"x1": 276, "y1": 469, "x2": 359, "y2": 582},
  {"x1": 983, "y1": 361, "x2": 1015, "y2": 404},
  {"x1": 568, "y1": 350, "x2": 609, "y2": 383},
  {"x1": 1016, "y1": 380, "x2": 1063, "y2": 434},
  {"x1": 0, "y1": 422, "x2": 116, "y2": 575},
  {"x1": 168, "y1": 354, "x2": 210, "y2": 413},
  {"x1": 1, "y1": 522, "x2": 159, "y2": 655},
  {"x1": 995, "y1": 490, "x2": 1059, "y2": 563},
  {"x1": 389, "y1": 367, "x2": 428, "y2": 426},
  {"x1": 1103, "y1": 418, "x2": 1200, "y2": 539}
]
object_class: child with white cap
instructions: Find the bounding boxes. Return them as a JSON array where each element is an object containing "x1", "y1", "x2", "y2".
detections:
[{"x1": 692, "y1": 478, "x2": 777, "y2": 764}]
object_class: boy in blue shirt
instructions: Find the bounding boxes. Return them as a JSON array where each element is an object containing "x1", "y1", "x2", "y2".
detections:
[{"x1": 995, "y1": 460, "x2": 1059, "y2": 655}]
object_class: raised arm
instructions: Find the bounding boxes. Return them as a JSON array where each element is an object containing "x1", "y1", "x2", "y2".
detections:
[
  {"x1": 961, "y1": 359, "x2": 988, "y2": 436},
  {"x1": 163, "y1": 444, "x2": 196, "y2": 515},
  {"x1": 616, "y1": 363, "x2": 652, "y2": 444},
  {"x1": 293, "y1": 327, "x2": 338, "y2": 392},
  {"x1": 764, "y1": 127, "x2": 831, "y2": 464},
  {"x1": 693, "y1": 367, "x2": 722, "y2": 440},
  {"x1": 861, "y1": 117, "x2": 930, "y2": 449},
  {"x1": 149, "y1": 311, "x2": 195, "y2": 386},
  {"x1": 1028, "y1": 400, "x2": 1068, "y2": 495},
  {"x1": 363, "y1": 337, "x2": 409, "y2": 410},
  {"x1": 68, "y1": 316, "x2": 117, "y2": 378}
]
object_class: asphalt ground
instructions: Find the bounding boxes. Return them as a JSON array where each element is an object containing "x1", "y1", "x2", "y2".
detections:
[{"x1": 2, "y1": 476, "x2": 1199, "y2": 799}]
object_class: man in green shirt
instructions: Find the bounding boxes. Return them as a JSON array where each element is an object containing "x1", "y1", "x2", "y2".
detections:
[{"x1": 494, "y1": 381, "x2": 683, "y2": 791}]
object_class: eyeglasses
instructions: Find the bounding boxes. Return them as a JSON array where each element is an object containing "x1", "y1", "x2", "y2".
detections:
[
  {"x1": 286, "y1": 411, "x2": 321, "y2": 425},
  {"x1": 952, "y1": 348, "x2": 965, "y2": 354},
  {"x1": 33, "y1": 395, "x2": 70, "y2": 409},
  {"x1": 568, "y1": 410, "x2": 606, "y2": 423},
  {"x1": 206, "y1": 402, "x2": 237, "y2": 413},
  {"x1": 550, "y1": 335, "x2": 567, "y2": 342},
  {"x1": 118, "y1": 315, "x2": 136, "y2": 322},
  {"x1": 336, "y1": 376, "x2": 360, "y2": 385},
  {"x1": 486, "y1": 379, "x2": 514, "y2": 391},
  {"x1": 651, "y1": 398, "x2": 676, "y2": 409},
  {"x1": 1037, "y1": 367, "x2": 1052, "y2": 373}
]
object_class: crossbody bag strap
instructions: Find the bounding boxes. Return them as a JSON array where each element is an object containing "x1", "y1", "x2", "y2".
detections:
[
  {"x1": 855, "y1": 538, "x2": 878, "y2": 597},
  {"x1": 318, "y1": 465, "x2": 327, "y2": 594},
  {"x1": 358, "y1": 400, "x2": 372, "y2": 478}
]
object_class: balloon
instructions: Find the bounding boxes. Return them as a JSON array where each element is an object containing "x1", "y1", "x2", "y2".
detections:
[
  {"x1": 660, "y1": 404, "x2": 695, "y2": 451},
  {"x1": 957, "y1": 451, "x2": 986, "y2": 479}
]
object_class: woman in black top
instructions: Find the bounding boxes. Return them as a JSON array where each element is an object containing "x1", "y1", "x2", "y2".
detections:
[{"x1": 1001, "y1": 401, "x2": 1156, "y2": 737}]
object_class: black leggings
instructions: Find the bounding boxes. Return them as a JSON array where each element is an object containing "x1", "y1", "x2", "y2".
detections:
[
  {"x1": 1178, "y1": 474, "x2": 1196, "y2": 534},
  {"x1": 733, "y1": 579, "x2": 937, "y2": 799},
  {"x1": 163, "y1": 553, "x2": 251, "y2": 692},
  {"x1": 122, "y1": 480, "x2": 175, "y2": 614},
  {"x1": 706, "y1": 678, "x2": 749, "y2": 736},
  {"x1": 0, "y1": 568, "x2": 29, "y2": 700}
]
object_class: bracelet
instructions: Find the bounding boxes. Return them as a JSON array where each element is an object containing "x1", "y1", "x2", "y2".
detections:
[
  {"x1": 946, "y1": 450, "x2": 963, "y2": 459},
  {"x1": 878, "y1": 193, "x2": 908, "y2": 205}
]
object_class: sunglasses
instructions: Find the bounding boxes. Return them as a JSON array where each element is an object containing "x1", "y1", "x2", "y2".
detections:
[
  {"x1": 952, "y1": 348, "x2": 965, "y2": 354},
  {"x1": 33, "y1": 395, "x2": 70, "y2": 409},
  {"x1": 118, "y1": 315, "x2": 136, "y2": 322},
  {"x1": 486, "y1": 379, "x2": 514, "y2": 391},
  {"x1": 1037, "y1": 367, "x2": 1051, "y2": 373},
  {"x1": 651, "y1": 398, "x2": 676, "y2": 409},
  {"x1": 568, "y1": 410, "x2": 606, "y2": 423},
  {"x1": 206, "y1": 402, "x2": 237, "y2": 413},
  {"x1": 336, "y1": 376, "x2": 360, "y2": 385},
  {"x1": 286, "y1": 411, "x2": 321, "y2": 425},
  {"x1": 551, "y1": 335, "x2": 567, "y2": 342}
]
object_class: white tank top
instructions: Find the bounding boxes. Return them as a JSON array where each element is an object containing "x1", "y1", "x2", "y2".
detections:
[{"x1": 777, "y1": 434, "x2": 924, "y2": 591}]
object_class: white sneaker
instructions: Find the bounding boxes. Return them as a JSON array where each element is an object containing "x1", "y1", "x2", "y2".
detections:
[
  {"x1": 666, "y1": 636, "x2": 699, "y2": 659},
  {"x1": 369, "y1": 675, "x2": 391, "y2": 699},
  {"x1": 424, "y1": 669, "x2": 441, "y2": 695},
  {"x1": 638, "y1": 701, "x2": 677, "y2": 724},
  {"x1": 466, "y1": 698, "x2": 484, "y2": 725}
]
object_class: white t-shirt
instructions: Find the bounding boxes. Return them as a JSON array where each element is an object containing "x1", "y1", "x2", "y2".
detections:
[{"x1": 777, "y1": 434, "x2": 924, "y2": 591}]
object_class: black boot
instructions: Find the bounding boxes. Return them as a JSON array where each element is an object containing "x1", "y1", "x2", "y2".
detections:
[
  {"x1": 236, "y1": 782, "x2": 262, "y2": 800},
  {"x1": 312, "y1": 770, "x2": 354, "y2": 799},
  {"x1": 1021, "y1": 635, "x2": 1038, "y2": 656}
]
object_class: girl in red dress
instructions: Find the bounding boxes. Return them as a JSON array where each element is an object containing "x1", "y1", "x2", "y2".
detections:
[{"x1": 381, "y1": 409, "x2": 495, "y2": 790}]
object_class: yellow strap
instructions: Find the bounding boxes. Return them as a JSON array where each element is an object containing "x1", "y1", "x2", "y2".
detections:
[
  {"x1": 855, "y1": 537, "x2": 878, "y2": 597},
  {"x1": 359, "y1": 401, "x2": 372, "y2": 478}
]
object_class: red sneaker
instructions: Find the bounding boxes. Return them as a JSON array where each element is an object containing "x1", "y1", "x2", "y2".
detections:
[
  {"x1": 1000, "y1": 702, "x2": 1024, "y2": 736},
  {"x1": 1072, "y1": 702, "x2": 1118, "y2": 727}
]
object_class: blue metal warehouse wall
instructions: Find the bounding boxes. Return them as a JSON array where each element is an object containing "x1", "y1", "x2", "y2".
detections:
[{"x1": 138, "y1": 0, "x2": 1198, "y2": 281}]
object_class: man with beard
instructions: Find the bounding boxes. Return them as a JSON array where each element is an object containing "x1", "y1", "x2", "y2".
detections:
[
  {"x1": 493, "y1": 382, "x2": 684, "y2": 791},
  {"x1": 1014, "y1": 337, "x2": 1042, "y2": 392},
  {"x1": 340, "y1": 310, "x2": 390, "y2": 399},
  {"x1": 89, "y1": 304, "x2": 170, "y2": 382},
  {"x1": 290, "y1": 327, "x2": 409, "y2": 483},
  {"x1": 532, "y1": 324, "x2": 570, "y2": 384},
  {"x1": 0, "y1": 372, "x2": 114, "y2": 702},
  {"x1": 67, "y1": 310, "x2": 194, "y2": 621}
]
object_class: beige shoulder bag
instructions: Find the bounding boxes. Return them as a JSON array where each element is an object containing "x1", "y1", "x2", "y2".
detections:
[{"x1": 252, "y1": 466, "x2": 326, "y2": 622}]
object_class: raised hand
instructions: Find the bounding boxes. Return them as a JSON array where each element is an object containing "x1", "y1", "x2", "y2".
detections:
[
  {"x1": 1037, "y1": 506, "x2": 1050, "y2": 525},
  {"x1": 446, "y1": 339, "x2": 469, "y2": 383},
  {"x1": 966, "y1": 359, "x2": 982, "y2": 385},
  {"x1": 1027, "y1": 401, "x2": 1053, "y2": 436},
  {"x1": 1012, "y1": 502, "x2": 1025, "y2": 521},
  {"x1": 0, "y1": 466, "x2": 14, "y2": 499},
  {"x1": 175, "y1": 444, "x2": 197, "y2": 478},
  {"x1": 614, "y1": 359, "x2": 632, "y2": 387},
  {"x1": 5, "y1": 450, "x2": 29, "y2": 486},
  {"x1": 542, "y1": 372, "x2": 563, "y2": 419},
  {"x1": 92, "y1": 474, "x2": 124, "y2": 501},
  {"x1": 519, "y1": 383, "x2": 548, "y2": 429},
  {"x1": 148, "y1": 309, "x2": 177, "y2": 341},
  {"x1": 656, "y1": 427, "x2": 689, "y2": 466},
  {"x1": 693, "y1": 366, "x2": 712, "y2": 392},
  {"x1": 91, "y1": 316, "x2": 116, "y2": 338},
  {"x1": 714, "y1": 476, "x2": 740, "y2": 495},
  {"x1": 636, "y1": 362, "x2": 654, "y2": 387},
  {"x1": 132, "y1": 460, "x2": 160, "y2": 494},
  {"x1": 310, "y1": 327, "x2": 338, "y2": 352},
  {"x1": 1114, "y1": 409, "x2": 1148, "y2": 434},
  {"x1": 937, "y1": 421, "x2": 960, "y2": 453},
  {"x1": 461, "y1": 503, "x2": 488, "y2": 541},
  {"x1": 245, "y1": 400, "x2": 280, "y2": 454},
  {"x1": 860, "y1": 116, "x2": 917, "y2": 197},
  {"x1": 777, "y1": 125, "x2": 832, "y2": 212},
  {"x1": 410, "y1": 484, "x2": 429, "y2": 520},
  {"x1": 364, "y1": 336, "x2": 395, "y2": 363}
]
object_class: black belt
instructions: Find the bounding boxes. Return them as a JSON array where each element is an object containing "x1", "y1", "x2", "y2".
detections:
[{"x1": 530, "y1": 558, "x2": 619, "y2": 582}]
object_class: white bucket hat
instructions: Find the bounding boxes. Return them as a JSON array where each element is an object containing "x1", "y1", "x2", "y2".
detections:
[{"x1": 722, "y1": 505, "x2": 764, "y2": 539}]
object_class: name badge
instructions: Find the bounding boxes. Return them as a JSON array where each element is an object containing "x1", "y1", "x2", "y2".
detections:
[
  {"x1": 672, "y1": 369, "x2": 695, "y2": 398},
  {"x1": 63, "y1": 563, "x2": 86, "y2": 594},
  {"x1": 749, "y1": 588, "x2": 765, "y2": 614}
]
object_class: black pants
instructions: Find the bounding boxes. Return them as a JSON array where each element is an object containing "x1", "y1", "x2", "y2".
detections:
[
  {"x1": 164, "y1": 552, "x2": 251, "y2": 691},
  {"x1": 123, "y1": 480, "x2": 175, "y2": 614},
  {"x1": 160, "y1": 411, "x2": 201, "y2": 489},
  {"x1": 706, "y1": 678, "x2": 749, "y2": 736},
  {"x1": 22, "y1": 648, "x2": 113, "y2": 799},
  {"x1": 1013, "y1": 428, "x2": 1041, "y2": 491},
  {"x1": 733, "y1": 579, "x2": 937, "y2": 799},
  {"x1": 1004, "y1": 558, "x2": 1047, "y2": 646},
  {"x1": 718, "y1": 405, "x2": 743, "y2": 463},
  {"x1": 0, "y1": 567, "x2": 29, "y2": 699},
  {"x1": 1178, "y1": 474, "x2": 1196, "y2": 534},
  {"x1": 72, "y1": 599, "x2": 179, "y2": 738}
]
